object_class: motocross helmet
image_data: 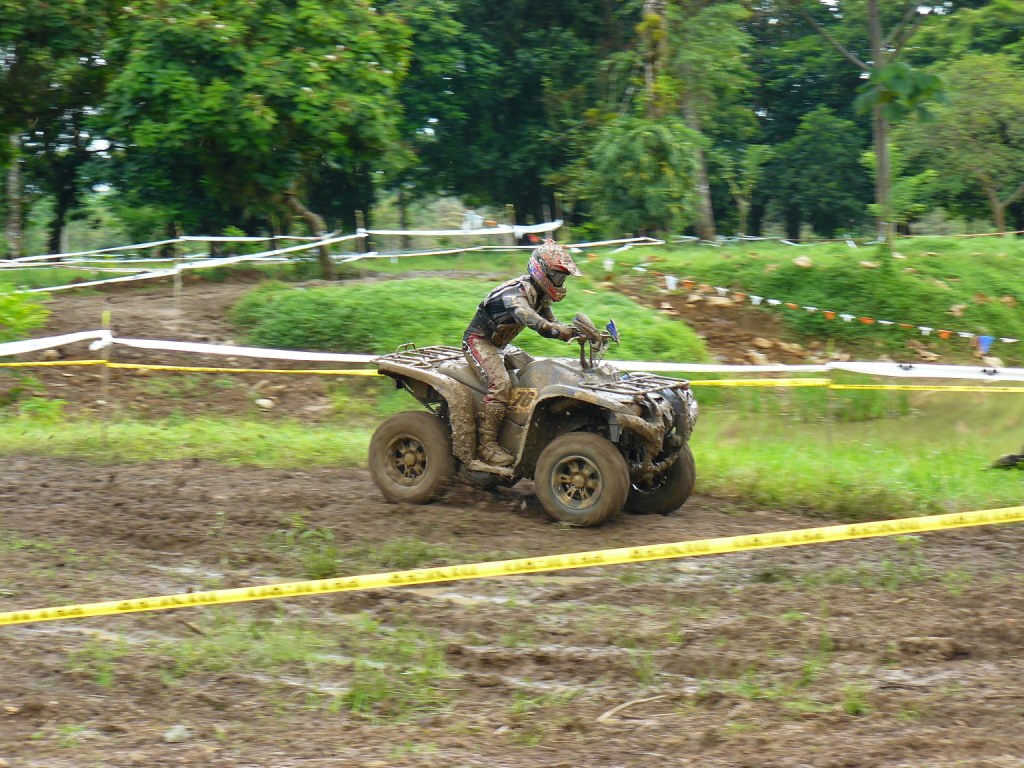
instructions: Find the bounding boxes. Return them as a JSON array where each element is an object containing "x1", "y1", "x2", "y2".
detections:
[{"x1": 527, "y1": 239, "x2": 582, "y2": 302}]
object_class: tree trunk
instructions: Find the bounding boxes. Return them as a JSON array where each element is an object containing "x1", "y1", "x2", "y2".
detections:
[
  {"x1": 785, "y1": 206, "x2": 801, "y2": 242},
  {"x1": 682, "y1": 99, "x2": 716, "y2": 242},
  {"x1": 4, "y1": 133, "x2": 22, "y2": 260},
  {"x1": 47, "y1": 184, "x2": 76, "y2": 257},
  {"x1": 866, "y1": 0, "x2": 894, "y2": 252},
  {"x1": 284, "y1": 188, "x2": 336, "y2": 281},
  {"x1": 397, "y1": 188, "x2": 411, "y2": 252},
  {"x1": 872, "y1": 105, "x2": 893, "y2": 248},
  {"x1": 735, "y1": 198, "x2": 750, "y2": 238}
]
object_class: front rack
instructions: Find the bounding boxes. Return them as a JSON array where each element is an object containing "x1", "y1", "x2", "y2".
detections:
[{"x1": 582, "y1": 373, "x2": 690, "y2": 398}]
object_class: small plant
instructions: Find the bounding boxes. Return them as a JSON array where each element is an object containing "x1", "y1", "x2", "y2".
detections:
[
  {"x1": 275, "y1": 513, "x2": 341, "y2": 579},
  {"x1": 16, "y1": 396, "x2": 67, "y2": 422},
  {"x1": 339, "y1": 625, "x2": 452, "y2": 718},
  {"x1": 841, "y1": 683, "x2": 871, "y2": 716},
  {"x1": 629, "y1": 649, "x2": 661, "y2": 685},
  {"x1": 68, "y1": 637, "x2": 133, "y2": 687}
]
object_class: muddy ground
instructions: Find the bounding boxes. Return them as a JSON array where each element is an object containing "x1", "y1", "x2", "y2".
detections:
[{"x1": 1, "y1": 275, "x2": 1023, "y2": 767}]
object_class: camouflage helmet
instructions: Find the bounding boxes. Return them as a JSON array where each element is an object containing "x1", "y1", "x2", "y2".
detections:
[{"x1": 527, "y1": 239, "x2": 582, "y2": 302}]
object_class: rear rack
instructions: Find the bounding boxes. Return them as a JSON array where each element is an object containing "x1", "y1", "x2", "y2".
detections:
[
  {"x1": 375, "y1": 345, "x2": 463, "y2": 369},
  {"x1": 582, "y1": 373, "x2": 690, "y2": 398}
]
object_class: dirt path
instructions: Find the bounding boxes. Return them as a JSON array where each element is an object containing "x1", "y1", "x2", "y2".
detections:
[{"x1": 2, "y1": 458, "x2": 1024, "y2": 767}]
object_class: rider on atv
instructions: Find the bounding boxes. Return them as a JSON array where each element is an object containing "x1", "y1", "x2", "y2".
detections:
[{"x1": 463, "y1": 239, "x2": 583, "y2": 467}]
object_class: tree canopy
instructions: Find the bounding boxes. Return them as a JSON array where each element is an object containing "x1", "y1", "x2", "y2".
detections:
[{"x1": 2, "y1": 0, "x2": 1023, "y2": 257}]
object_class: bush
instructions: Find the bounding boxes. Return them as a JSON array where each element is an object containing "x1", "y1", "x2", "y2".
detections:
[
  {"x1": 231, "y1": 278, "x2": 710, "y2": 362},
  {"x1": 0, "y1": 288, "x2": 49, "y2": 342}
]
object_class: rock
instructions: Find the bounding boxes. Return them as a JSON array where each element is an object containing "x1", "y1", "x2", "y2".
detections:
[
  {"x1": 892, "y1": 252, "x2": 906, "y2": 259},
  {"x1": 974, "y1": 293, "x2": 990, "y2": 304},
  {"x1": 925, "y1": 251, "x2": 940, "y2": 256},
  {"x1": 764, "y1": 263, "x2": 778, "y2": 272},
  {"x1": 41, "y1": 349, "x2": 61, "y2": 361},
  {"x1": 704, "y1": 296, "x2": 734, "y2": 307},
  {"x1": 254, "y1": 398, "x2": 275, "y2": 410},
  {"x1": 916, "y1": 349, "x2": 940, "y2": 362},
  {"x1": 1000, "y1": 295, "x2": 1017, "y2": 307},
  {"x1": 753, "y1": 337, "x2": 774, "y2": 350},
  {"x1": 932, "y1": 279, "x2": 951, "y2": 290},
  {"x1": 830, "y1": 352, "x2": 851, "y2": 362},
  {"x1": 596, "y1": 281, "x2": 615, "y2": 289},
  {"x1": 949, "y1": 304, "x2": 967, "y2": 317},
  {"x1": 685, "y1": 292, "x2": 704, "y2": 304},
  {"x1": 859, "y1": 260, "x2": 880, "y2": 269},
  {"x1": 792, "y1": 256, "x2": 813, "y2": 268},
  {"x1": 162, "y1": 724, "x2": 192, "y2": 743},
  {"x1": 134, "y1": 367, "x2": 152, "y2": 377},
  {"x1": 982, "y1": 356, "x2": 1005, "y2": 368},
  {"x1": 903, "y1": 267, "x2": 918, "y2": 274},
  {"x1": 747, "y1": 351, "x2": 770, "y2": 365},
  {"x1": 0, "y1": 757, "x2": 10, "y2": 767},
  {"x1": 659, "y1": 302, "x2": 673, "y2": 310}
]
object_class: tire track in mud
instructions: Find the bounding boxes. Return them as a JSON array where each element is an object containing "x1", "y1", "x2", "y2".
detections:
[{"x1": 3, "y1": 458, "x2": 1024, "y2": 767}]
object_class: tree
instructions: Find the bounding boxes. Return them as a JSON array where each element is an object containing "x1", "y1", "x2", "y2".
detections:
[
  {"x1": 663, "y1": 0, "x2": 755, "y2": 241},
  {"x1": 717, "y1": 144, "x2": 773, "y2": 236},
  {"x1": 0, "y1": 0, "x2": 114, "y2": 258},
  {"x1": 787, "y1": 0, "x2": 943, "y2": 247},
  {"x1": 393, "y1": 0, "x2": 643, "y2": 224},
  {"x1": 97, "y1": 0, "x2": 412, "y2": 277},
  {"x1": 896, "y1": 54, "x2": 1024, "y2": 234},
  {"x1": 565, "y1": 114, "x2": 701, "y2": 236},
  {"x1": 773, "y1": 107, "x2": 869, "y2": 238}
]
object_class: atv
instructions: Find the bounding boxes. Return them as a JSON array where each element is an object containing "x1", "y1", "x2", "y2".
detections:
[{"x1": 369, "y1": 314, "x2": 698, "y2": 527}]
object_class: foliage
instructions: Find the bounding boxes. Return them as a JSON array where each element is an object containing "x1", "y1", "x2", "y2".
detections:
[
  {"x1": 853, "y1": 61, "x2": 945, "y2": 123},
  {"x1": 230, "y1": 277, "x2": 710, "y2": 362},
  {"x1": 0, "y1": 288, "x2": 49, "y2": 341},
  {"x1": 96, "y1": 0, "x2": 412, "y2": 234},
  {"x1": 895, "y1": 54, "x2": 1024, "y2": 231},
  {"x1": 861, "y1": 146, "x2": 938, "y2": 227},
  {"x1": 564, "y1": 115, "x2": 701, "y2": 236},
  {"x1": 772, "y1": 108, "x2": 870, "y2": 236}
]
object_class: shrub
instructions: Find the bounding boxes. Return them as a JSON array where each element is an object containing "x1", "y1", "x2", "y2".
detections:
[{"x1": 231, "y1": 278, "x2": 710, "y2": 362}]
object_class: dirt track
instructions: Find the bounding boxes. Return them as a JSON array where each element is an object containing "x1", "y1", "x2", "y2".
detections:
[
  {"x1": 2, "y1": 278, "x2": 1024, "y2": 767},
  {"x1": 3, "y1": 461, "x2": 1024, "y2": 767}
]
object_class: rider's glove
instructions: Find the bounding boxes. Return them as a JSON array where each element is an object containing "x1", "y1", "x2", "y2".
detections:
[{"x1": 542, "y1": 322, "x2": 574, "y2": 341}]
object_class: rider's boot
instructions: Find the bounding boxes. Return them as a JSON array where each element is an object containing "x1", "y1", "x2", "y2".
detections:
[{"x1": 478, "y1": 403, "x2": 514, "y2": 467}]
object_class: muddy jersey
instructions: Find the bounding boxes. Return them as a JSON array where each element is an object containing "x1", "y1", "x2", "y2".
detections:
[{"x1": 463, "y1": 274, "x2": 559, "y2": 347}]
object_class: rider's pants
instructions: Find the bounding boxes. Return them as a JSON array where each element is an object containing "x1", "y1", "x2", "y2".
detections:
[{"x1": 462, "y1": 335, "x2": 534, "y2": 405}]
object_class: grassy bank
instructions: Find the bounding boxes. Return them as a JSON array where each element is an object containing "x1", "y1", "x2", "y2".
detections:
[{"x1": 1, "y1": 397, "x2": 1019, "y2": 520}]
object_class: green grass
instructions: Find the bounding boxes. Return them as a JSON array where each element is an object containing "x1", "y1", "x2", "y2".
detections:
[
  {"x1": 230, "y1": 277, "x2": 710, "y2": 363},
  {"x1": 605, "y1": 237, "x2": 1024, "y2": 364},
  {"x1": 1, "y1": 383, "x2": 1021, "y2": 519},
  {"x1": 0, "y1": 415, "x2": 371, "y2": 467}
]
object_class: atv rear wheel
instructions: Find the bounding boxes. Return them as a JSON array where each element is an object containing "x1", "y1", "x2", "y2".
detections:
[
  {"x1": 625, "y1": 444, "x2": 696, "y2": 516},
  {"x1": 535, "y1": 433, "x2": 629, "y2": 527},
  {"x1": 369, "y1": 411, "x2": 454, "y2": 504}
]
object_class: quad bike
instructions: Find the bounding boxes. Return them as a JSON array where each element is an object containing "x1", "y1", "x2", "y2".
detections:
[{"x1": 369, "y1": 314, "x2": 698, "y2": 527}]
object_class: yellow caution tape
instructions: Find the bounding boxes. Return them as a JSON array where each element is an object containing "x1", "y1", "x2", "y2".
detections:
[
  {"x1": 1, "y1": 505, "x2": 1021, "y2": 628},
  {"x1": 0, "y1": 360, "x2": 104, "y2": 368},
  {"x1": 690, "y1": 378, "x2": 829, "y2": 388}
]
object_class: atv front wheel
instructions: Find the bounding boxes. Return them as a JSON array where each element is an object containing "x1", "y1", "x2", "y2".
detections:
[
  {"x1": 535, "y1": 433, "x2": 629, "y2": 527},
  {"x1": 369, "y1": 411, "x2": 454, "y2": 504},
  {"x1": 625, "y1": 444, "x2": 696, "y2": 516}
]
